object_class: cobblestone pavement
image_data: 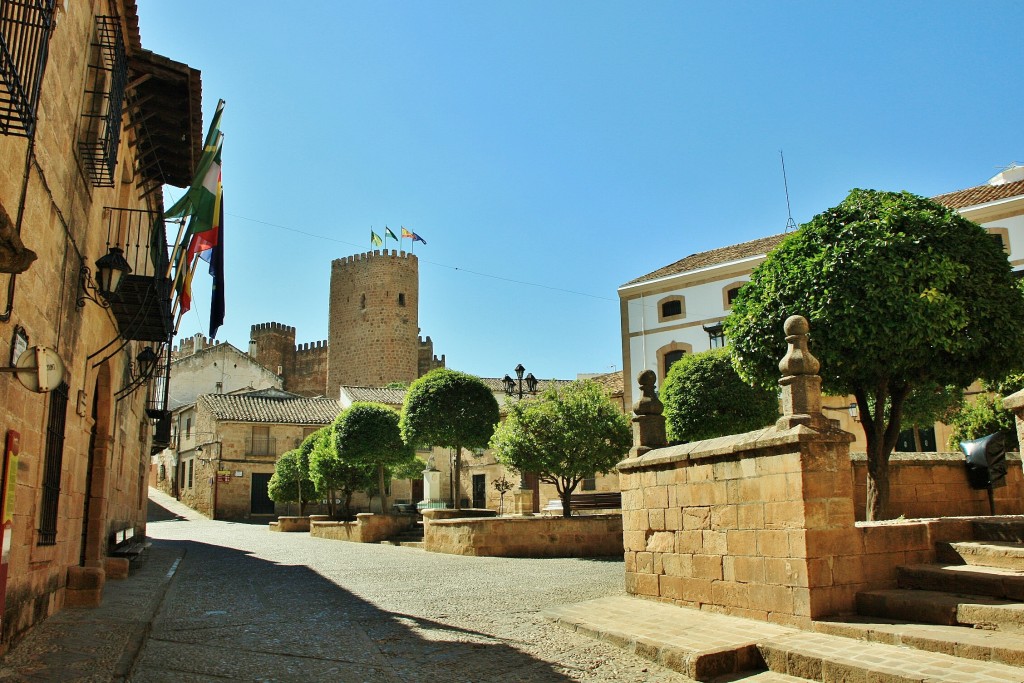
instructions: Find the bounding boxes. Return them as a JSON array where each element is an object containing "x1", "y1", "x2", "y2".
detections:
[{"x1": 128, "y1": 490, "x2": 693, "y2": 682}]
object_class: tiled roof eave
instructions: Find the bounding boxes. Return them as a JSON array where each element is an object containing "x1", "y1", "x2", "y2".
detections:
[{"x1": 619, "y1": 252, "x2": 768, "y2": 292}]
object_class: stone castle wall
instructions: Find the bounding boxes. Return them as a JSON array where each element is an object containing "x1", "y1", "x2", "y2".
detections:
[
  {"x1": 249, "y1": 322, "x2": 295, "y2": 379},
  {"x1": 290, "y1": 340, "x2": 329, "y2": 397},
  {"x1": 327, "y1": 250, "x2": 420, "y2": 396}
]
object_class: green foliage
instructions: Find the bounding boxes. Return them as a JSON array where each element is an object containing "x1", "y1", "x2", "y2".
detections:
[
  {"x1": 723, "y1": 188, "x2": 1024, "y2": 518},
  {"x1": 490, "y1": 380, "x2": 631, "y2": 516},
  {"x1": 400, "y1": 369, "x2": 500, "y2": 451},
  {"x1": 335, "y1": 402, "x2": 415, "y2": 470},
  {"x1": 268, "y1": 441, "x2": 319, "y2": 507},
  {"x1": 888, "y1": 383, "x2": 963, "y2": 430},
  {"x1": 307, "y1": 426, "x2": 375, "y2": 502},
  {"x1": 401, "y1": 368, "x2": 499, "y2": 509},
  {"x1": 947, "y1": 394, "x2": 1019, "y2": 452},
  {"x1": 724, "y1": 189, "x2": 1024, "y2": 397},
  {"x1": 660, "y1": 348, "x2": 779, "y2": 442}
]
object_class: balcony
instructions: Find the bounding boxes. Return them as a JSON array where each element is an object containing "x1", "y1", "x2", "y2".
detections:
[
  {"x1": 102, "y1": 207, "x2": 173, "y2": 342},
  {"x1": 246, "y1": 436, "x2": 277, "y2": 457}
]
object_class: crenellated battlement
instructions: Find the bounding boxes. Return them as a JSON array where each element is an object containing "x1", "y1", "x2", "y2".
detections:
[
  {"x1": 250, "y1": 321, "x2": 296, "y2": 334},
  {"x1": 295, "y1": 340, "x2": 328, "y2": 353},
  {"x1": 331, "y1": 249, "x2": 416, "y2": 268}
]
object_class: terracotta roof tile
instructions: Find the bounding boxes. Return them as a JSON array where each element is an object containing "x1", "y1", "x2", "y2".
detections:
[
  {"x1": 586, "y1": 370, "x2": 624, "y2": 396},
  {"x1": 199, "y1": 388, "x2": 340, "y2": 424},
  {"x1": 931, "y1": 179, "x2": 1024, "y2": 210},
  {"x1": 622, "y1": 233, "x2": 787, "y2": 287},
  {"x1": 339, "y1": 386, "x2": 408, "y2": 407}
]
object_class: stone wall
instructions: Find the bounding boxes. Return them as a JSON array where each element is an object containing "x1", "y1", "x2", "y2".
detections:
[
  {"x1": 311, "y1": 513, "x2": 412, "y2": 543},
  {"x1": 327, "y1": 250, "x2": 419, "y2": 396},
  {"x1": 851, "y1": 452, "x2": 1024, "y2": 520},
  {"x1": 249, "y1": 322, "x2": 295, "y2": 379},
  {"x1": 290, "y1": 341, "x2": 329, "y2": 397},
  {"x1": 423, "y1": 514, "x2": 623, "y2": 557}
]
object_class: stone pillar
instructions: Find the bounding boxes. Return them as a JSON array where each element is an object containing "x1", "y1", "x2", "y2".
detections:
[
  {"x1": 512, "y1": 489, "x2": 534, "y2": 516},
  {"x1": 421, "y1": 467, "x2": 442, "y2": 508},
  {"x1": 629, "y1": 369, "x2": 667, "y2": 458}
]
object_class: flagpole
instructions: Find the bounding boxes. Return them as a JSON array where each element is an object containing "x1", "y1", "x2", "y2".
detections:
[
  {"x1": 165, "y1": 218, "x2": 187, "y2": 280},
  {"x1": 384, "y1": 226, "x2": 388, "y2": 251}
]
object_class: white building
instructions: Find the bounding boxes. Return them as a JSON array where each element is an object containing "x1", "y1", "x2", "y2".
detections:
[{"x1": 618, "y1": 167, "x2": 1024, "y2": 449}]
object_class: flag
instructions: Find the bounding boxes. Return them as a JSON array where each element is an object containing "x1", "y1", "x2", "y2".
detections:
[
  {"x1": 208, "y1": 192, "x2": 225, "y2": 338},
  {"x1": 385, "y1": 226, "x2": 399, "y2": 242},
  {"x1": 173, "y1": 250, "x2": 196, "y2": 314},
  {"x1": 401, "y1": 226, "x2": 414, "y2": 240},
  {"x1": 370, "y1": 230, "x2": 383, "y2": 247},
  {"x1": 166, "y1": 99, "x2": 225, "y2": 264}
]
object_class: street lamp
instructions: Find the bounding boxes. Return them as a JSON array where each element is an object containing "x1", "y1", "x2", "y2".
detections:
[{"x1": 502, "y1": 363, "x2": 538, "y2": 400}]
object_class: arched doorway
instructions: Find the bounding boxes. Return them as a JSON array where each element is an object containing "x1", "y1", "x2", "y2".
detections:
[{"x1": 79, "y1": 363, "x2": 112, "y2": 568}]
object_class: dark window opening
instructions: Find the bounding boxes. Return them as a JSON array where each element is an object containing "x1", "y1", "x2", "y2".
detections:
[
  {"x1": 78, "y1": 15, "x2": 127, "y2": 187},
  {"x1": 727, "y1": 287, "x2": 741, "y2": 305},
  {"x1": 187, "y1": 459, "x2": 193, "y2": 488},
  {"x1": 661, "y1": 299, "x2": 682, "y2": 318},
  {"x1": 896, "y1": 425, "x2": 937, "y2": 453},
  {"x1": 360, "y1": 293, "x2": 366, "y2": 310},
  {"x1": 663, "y1": 349, "x2": 685, "y2": 377},
  {"x1": 37, "y1": 381, "x2": 69, "y2": 545},
  {"x1": 398, "y1": 292, "x2": 405, "y2": 307},
  {"x1": 582, "y1": 475, "x2": 596, "y2": 491},
  {"x1": 0, "y1": 0, "x2": 56, "y2": 137}
]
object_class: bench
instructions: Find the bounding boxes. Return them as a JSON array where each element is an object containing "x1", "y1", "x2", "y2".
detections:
[
  {"x1": 542, "y1": 491, "x2": 622, "y2": 514},
  {"x1": 391, "y1": 502, "x2": 419, "y2": 515},
  {"x1": 108, "y1": 526, "x2": 145, "y2": 560}
]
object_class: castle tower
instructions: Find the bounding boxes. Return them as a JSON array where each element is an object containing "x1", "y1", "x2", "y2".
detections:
[
  {"x1": 327, "y1": 250, "x2": 419, "y2": 396},
  {"x1": 249, "y1": 322, "x2": 296, "y2": 379}
]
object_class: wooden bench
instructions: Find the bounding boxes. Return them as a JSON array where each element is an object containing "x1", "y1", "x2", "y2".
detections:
[
  {"x1": 542, "y1": 491, "x2": 622, "y2": 514},
  {"x1": 108, "y1": 526, "x2": 145, "y2": 560}
]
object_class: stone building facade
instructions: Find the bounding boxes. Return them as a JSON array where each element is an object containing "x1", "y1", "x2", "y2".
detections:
[
  {"x1": 173, "y1": 388, "x2": 339, "y2": 521},
  {"x1": 0, "y1": 0, "x2": 203, "y2": 649}
]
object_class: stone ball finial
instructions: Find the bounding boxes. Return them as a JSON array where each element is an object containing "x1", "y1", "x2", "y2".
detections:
[
  {"x1": 778, "y1": 314, "x2": 820, "y2": 377},
  {"x1": 632, "y1": 369, "x2": 663, "y2": 416}
]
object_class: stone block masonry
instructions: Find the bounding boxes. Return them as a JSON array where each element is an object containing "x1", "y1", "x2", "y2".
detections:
[{"x1": 327, "y1": 250, "x2": 420, "y2": 396}]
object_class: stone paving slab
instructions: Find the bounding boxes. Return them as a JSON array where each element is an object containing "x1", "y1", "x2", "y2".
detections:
[
  {"x1": 814, "y1": 616, "x2": 1024, "y2": 666},
  {"x1": 759, "y1": 630, "x2": 1024, "y2": 683},
  {"x1": 0, "y1": 544, "x2": 182, "y2": 682},
  {"x1": 543, "y1": 595, "x2": 795, "y2": 681}
]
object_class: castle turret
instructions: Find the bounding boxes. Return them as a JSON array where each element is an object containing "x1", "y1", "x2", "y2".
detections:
[
  {"x1": 249, "y1": 322, "x2": 296, "y2": 378},
  {"x1": 328, "y1": 250, "x2": 419, "y2": 396}
]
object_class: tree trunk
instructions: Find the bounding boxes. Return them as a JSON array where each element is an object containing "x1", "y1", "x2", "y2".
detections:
[
  {"x1": 560, "y1": 488, "x2": 572, "y2": 518},
  {"x1": 342, "y1": 492, "x2": 353, "y2": 521},
  {"x1": 377, "y1": 464, "x2": 388, "y2": 514},
  {"x1": 453, "y1": 445, "x2": 463, "y2": 510},
  {"x1": 857, "y1": 382, "x2": 910, "y2": 521}
]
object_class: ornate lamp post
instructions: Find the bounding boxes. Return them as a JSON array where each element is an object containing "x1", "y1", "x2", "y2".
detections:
[{"x1": 502, "y1": 363, "x2": 538, "y2": 400}]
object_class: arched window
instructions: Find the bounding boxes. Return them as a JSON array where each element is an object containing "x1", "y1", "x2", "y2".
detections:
[
  {"x1": 721, "y1": 281, "x2": 746, "y2": 310},
  {"x1": 657, "y1": 295, "x2": 685, "y2": 322},
  {"x1": 656, "y1": 341, "x2": 693, "y2": 382}
]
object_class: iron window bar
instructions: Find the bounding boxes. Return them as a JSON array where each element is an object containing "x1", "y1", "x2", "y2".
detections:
[
  {"x1": 78, "y1": 15, "x2": 126, "y2": 187},
  {"x1": 0, "y1": 0, "x2": 54, "y2": 137}
]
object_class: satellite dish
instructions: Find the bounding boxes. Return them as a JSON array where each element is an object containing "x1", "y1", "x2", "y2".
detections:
[{"x1": 14, "y1": 346, "x2": 64, "y2": 393}]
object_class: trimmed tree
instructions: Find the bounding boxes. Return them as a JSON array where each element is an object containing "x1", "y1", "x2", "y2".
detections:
[
  {"x1": 400, "y1": 368, "x2": 499, "y2": 510},
  {"x1": 724, "y1": 189, "x2": 1024, "y2": 520},
  {"x1": 334, "y1": 402, "x2": 415, "y2": 514},
  {"x1": 660, "y1": 347, "x2": 779, "y2": 443},
  {"x1": 268, "y1": 439, "x2": 320, "y2": 516},
  {"x1": 490, "y1": 379, "x2": 631, "y2": 517},
  {"x1": 307, "y1": 425, "x2": 375, "y2": 519}
]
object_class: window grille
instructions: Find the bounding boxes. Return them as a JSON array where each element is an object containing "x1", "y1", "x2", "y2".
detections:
[
  {"x1": 37, "y1": 381, "x2": 69, "y2": 545},
  {"x1": 78, "y1": 15, "x2": 126, "y2": 187},
  {"x1": 0, "y1": 0, "x2": 55, "y2": 137}
]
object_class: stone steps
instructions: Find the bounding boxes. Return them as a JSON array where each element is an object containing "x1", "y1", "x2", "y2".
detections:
[
  {"x1": 898, "y1": 563, "x2": 1024, "y2": 600},
  {"x1": 813, "y1": 616, "x2": 1024, "y2": 666},
  {"x1": 758, "y1": 630, "x2": 1024, "y2": 683},
  {"x1": 973, "y1": 519, "x2": 1024, "y2": 544},
  {"x1": 938, "y1": 541, "x2": 1024, "y2": 571},
  {"x1": 857, "y1": 588, "x2": 1024, "y2": 633}
]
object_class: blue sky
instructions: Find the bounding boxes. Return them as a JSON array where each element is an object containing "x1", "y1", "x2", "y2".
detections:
[{"x1": 140, "y1": 2, "x2": 1024, "y2": 382}]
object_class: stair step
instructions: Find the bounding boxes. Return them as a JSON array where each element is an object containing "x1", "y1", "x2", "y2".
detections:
[
  {"x1": 898, "y1": 563, "x2": 1024, "y2": 599},
  {"x1": 814, "y1": 616, "x2": 1024, "y2": 666},
  {"x1": 974, "y1": 519, "x2": 1024, "y2": 544},
  {"x1": 942, "y1": 541, "x2": 1024, "y2": 571},
  {"x1": 857, "y1": 589, "x2": 1024, "y2": 632},
  {"x1": 730, "y1": 672, "x2": 812, "y2": 683},
  {"x1": 759, "y1": 630, "x2": 1024, "y2": 682}
]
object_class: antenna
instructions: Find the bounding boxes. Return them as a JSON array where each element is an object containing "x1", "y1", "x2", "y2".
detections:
[{"x1": 780, "y1": 150, "x2": 797, "y2": 233}]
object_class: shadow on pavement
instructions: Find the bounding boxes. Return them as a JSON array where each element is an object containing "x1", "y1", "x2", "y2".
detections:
[
  {"x1": 147, "y1": 496, "x2": 188, "y2": 522},
  {"x1": 137, "y1": 533, "x2": 575, "y2": 681}
]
